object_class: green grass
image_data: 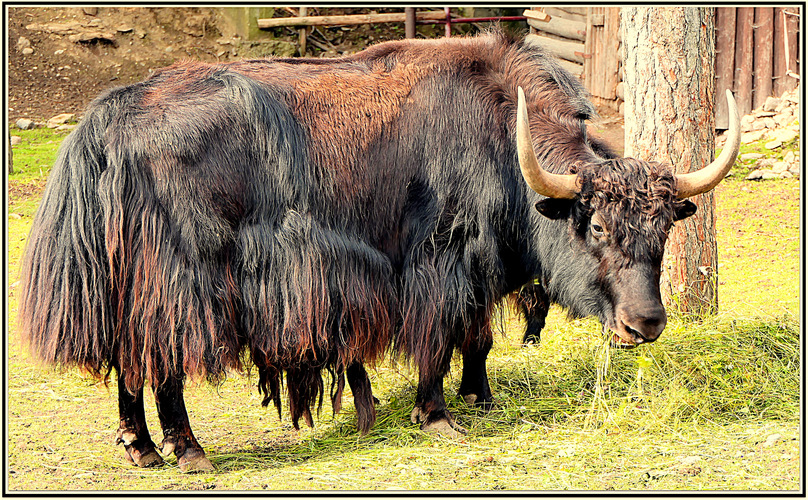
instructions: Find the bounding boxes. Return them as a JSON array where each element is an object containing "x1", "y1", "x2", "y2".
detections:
[{"x1": 5, "y1": 130, "x2": 801, "y2": 491}]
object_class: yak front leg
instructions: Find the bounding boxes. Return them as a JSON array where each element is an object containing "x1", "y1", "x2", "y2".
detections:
[
  {"x1": 458, "y1": 330, "x2": 494, "y2": 410},
  {"x1": 410, "y1": 345, "x2": 467, "y2": 438},
  {"x1": 154, "y1": 375, "x2": 214, "y2": 473},
  {"x1": 116, "y1": 370, "x2": 164, "y2": 467}
]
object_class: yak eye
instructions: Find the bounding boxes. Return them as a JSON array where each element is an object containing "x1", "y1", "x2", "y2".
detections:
[{"x1": 591, "y1": 223, "x2": 605, "y2": 237}]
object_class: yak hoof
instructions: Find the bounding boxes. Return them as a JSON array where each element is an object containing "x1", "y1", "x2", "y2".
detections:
[
  {"x1": 421, "y1": 418, "x2": 468, "y2": 439},
  {"x1": 159, "y1": 437, "x2": 176, "y2": 457},
  {"x1": 410, "y1": 406, "x2": 426, "y2": 424},
  {"x1": 178, "y1": 449, "x2": 215, "y2": 473},
  {"x1": 461, "y1": 393, "x2": 495, "y2": 411},
  {"x1": 124, "y1": 447, "x2": 165, "y2": 468}
]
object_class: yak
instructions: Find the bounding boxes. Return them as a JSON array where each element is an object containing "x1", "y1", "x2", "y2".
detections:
[{"x1": 19, "y1": 30, "x2": 740, "y2": 471}]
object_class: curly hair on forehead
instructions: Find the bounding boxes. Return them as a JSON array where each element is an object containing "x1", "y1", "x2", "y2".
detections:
[{"x1": 570, "y1": 158, "x2": 680, "y2": 262}]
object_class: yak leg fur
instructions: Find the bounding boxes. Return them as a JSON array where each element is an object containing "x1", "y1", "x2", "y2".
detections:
[{"x1": 346, "y1": 362, "x2": 376, "y2": 435}]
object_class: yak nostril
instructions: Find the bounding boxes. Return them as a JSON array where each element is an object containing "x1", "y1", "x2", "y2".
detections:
[{"x1": 626, "y1": 314, "x2": 667, "y2": 342}]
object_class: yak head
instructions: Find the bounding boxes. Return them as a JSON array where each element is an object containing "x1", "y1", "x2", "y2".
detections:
[{"x1": 516, "y1": 87, "x2": 741, "y2": 347}]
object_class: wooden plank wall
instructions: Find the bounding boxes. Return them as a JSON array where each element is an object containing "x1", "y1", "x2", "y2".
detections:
[
  {"x1": 583, "y1": 7, "x2": 621, "y2": 108},
  {"x1": 715, "y1": 6, "x2": 800, "y2": 129}
]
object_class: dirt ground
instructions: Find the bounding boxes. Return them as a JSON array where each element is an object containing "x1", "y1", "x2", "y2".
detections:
[{"x1": 7, "y1": 6, "x2": 625, "y2": 151}]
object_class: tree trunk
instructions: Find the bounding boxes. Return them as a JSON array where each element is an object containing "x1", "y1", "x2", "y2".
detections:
[{"x1": 621, "y1": 7, "x2": 718, "y2": 316}]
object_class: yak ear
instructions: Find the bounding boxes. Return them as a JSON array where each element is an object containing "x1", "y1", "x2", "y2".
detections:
[
  {"x1": 673, "y1": 200, "x2": 698, "y2": 221},
  {"x1": 534, "y1": 199, "x2": 573, "y2": 220}
]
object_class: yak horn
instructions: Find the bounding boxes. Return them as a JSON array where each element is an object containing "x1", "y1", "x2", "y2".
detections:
[
  {"x1": 675, "y1": 89, "x2": 742, "y2": 199},
  {"x1": 516, "y1": 86, "x2": 580, "y2": 199}
]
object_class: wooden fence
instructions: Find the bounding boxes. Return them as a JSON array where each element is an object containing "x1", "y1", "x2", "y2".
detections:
[
  {"x1": 528, "y1": 7, "x2": 801, "y2": 127},
  {"x1": 715, "y1": 7, "x2": 800, "y2": 128}
]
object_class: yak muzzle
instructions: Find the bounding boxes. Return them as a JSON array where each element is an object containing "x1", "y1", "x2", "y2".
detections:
[{"x1": 611, "y1": 303, "x2": 667, "y2": 347}]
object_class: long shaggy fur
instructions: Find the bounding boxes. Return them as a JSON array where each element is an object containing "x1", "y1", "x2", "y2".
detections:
[{"x1": 20, "y1": 30, "x2": 614, "y2": 427}]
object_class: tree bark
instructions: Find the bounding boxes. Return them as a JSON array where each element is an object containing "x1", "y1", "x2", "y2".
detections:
[{"x1": 621, "y1": 7, "x2": 719, "y2": 316}]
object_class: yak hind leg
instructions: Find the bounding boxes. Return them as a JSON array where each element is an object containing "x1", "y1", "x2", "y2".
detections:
[
  {"x1": 154, "y1": 376, "x2": 214, "y2": 473},
  {"x1": 410, "y1": 348, "x2": 467, "y2": 439},
  {"x1": 346, "y1": 362, "x2": 377, "y2": 435},
  {"x1": 116, "y1": 370, "x2": 164, "y2": 468},
  {"x1": 518, "y1": 284, "x2": 550, "y2": 345}
]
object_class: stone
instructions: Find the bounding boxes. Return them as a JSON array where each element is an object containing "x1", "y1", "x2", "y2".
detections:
[
  {"x1": 746, "y1": 170, "x2": 765, "y2": 180},
  {"x1": 16, "y1": 36, "x2": 31, "y2": 51},
  {"x1": 68, "y1": 31, "x2": 116, "y2": 43},
  {"x1": 763, "y1": 96, "x2": 781, "y2": 112},
  {"x1": 749, "y1": 119, "x2": 768, "y2": 131},
  {"x1": 11, "y1": 136, "x2": 22, "y2": 146},
  {"x1": 83, "y1": 6, "x2": 98, "y2": 15},
  {"x1": 740, "y1": 114, "x2": 755, "y2": 132},
  {"x1": 763, "y1": 433, "x2": 782, "y2": 447},
  {"x1": 765, "y1": 140, "x2": 783, "y2": 150},
  {"x1": 761, "y1": 172, "x2": 778, "y2": 180},
  {"x1": 15, "y1": 118, "x2": 35, "y2": 130},
  {"x1": 770, "y1": 129, "x2": 798, "y2": 144},
  {"x1": 788, "y1": 165, "x2": 800, "y2": 176},
  {"x1": 56, "y1": 124, "x2": 77, "y2": 131},
  {"x1": 772, "y1": 161, "x2": 789, "y2": 174},
  {"x1": 117, "y1": 25, "x2": 133, "y2": 33},
  {"x1": 780, "y1": 171, "x2": 793, "y2": 179},
  {"x1": 46, "y1": 113, "x2": 76, "y2": 128},
  {"x1": 740, "y1": 153, "x2": 765, "y2": 161},
  {"x1": 761, "y1": 117, "x2": 776, "y2": 129},
  {"x1": 756, "y1": 158, "x2": 776, "y2": 168},
  {"x1": 21, "y1": 47, "x2": 33, "y2": 55},
  {"x1": 784, "y1": 151, "x2": 796, "y2": 163},
  {"x1": 774, "y1": 111, "x2": 794, "y2": 127},
  {"x1": 741, "y1": 130, "x2": 766, "y2": 144}
]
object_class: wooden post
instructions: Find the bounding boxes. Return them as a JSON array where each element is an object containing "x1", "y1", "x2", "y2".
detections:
[
  {"x1": 753, "y1": 7, "x2": 774, "y2": 108},
  {"x1": 444, "y1": 7, "x2": 451, "y2": 37},
  {"x1": 734, "y1": 7, "x2": 754, "y2": 117},
  {"x1": 783, "y1": 9, "x2": 800, "y2": 83},
  {"x1": 299, "y1": 7, "x2": 308, "y2": 56},
  {"x1": 405, "y1": 7, "x2": 415, "y2": 38},
  {"x1": 715, "y1": 8, "x2": 736, "y2": 129}
]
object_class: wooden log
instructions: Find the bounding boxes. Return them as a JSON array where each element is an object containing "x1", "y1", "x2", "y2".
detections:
[
  {"x1": 523, "y1": 9, "x2": 550, "y2": 23},
  {"x1": 557, "y1": 58, "x2": 584, "y2": 78},
  {"x1": 753, "y1": 8, "x2": 774, "y2": 109},
  {"x1": 526, "y1": 15, "x2": 586, "y2": 41},
  {"x1": 544, "y1": 7, "x2": 586, "y2": 24},
  {"x1": 524, "y1": 33, "x2": 585, "y2": 64},
  {"x1": 734, "y1": 7, "x2": 754, "y2": 117},
  {"x1": 715, "y1": 7, "x2": 736, "y2": 129},
  {"x1": 555, "y1": 7, "x2": 588, "y2": 18},
  {"x1": 257, "y1": 10, "x2": 447, "y2": 28}
]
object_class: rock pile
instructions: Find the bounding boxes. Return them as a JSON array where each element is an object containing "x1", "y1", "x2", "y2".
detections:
[{"x1": 721, "y1": 85, "x2": 801, "y2": 181}]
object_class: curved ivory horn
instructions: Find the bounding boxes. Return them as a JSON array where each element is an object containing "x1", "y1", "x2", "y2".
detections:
[
  {"x1": 516, "y1": 86, "x2": 580, "y2": 199},
  {"x1": 676, "y1": 89, "x2": 742, "y2": 199}
]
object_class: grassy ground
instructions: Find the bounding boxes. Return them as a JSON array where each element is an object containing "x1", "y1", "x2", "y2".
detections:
[{"x1": 5, "y1": 127, "x2": 801, "y2": 491}]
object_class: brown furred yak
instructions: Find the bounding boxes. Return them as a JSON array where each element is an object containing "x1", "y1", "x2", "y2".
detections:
[{"x1": 19, "y1": 30, "x2": 740, "y2": 471}]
